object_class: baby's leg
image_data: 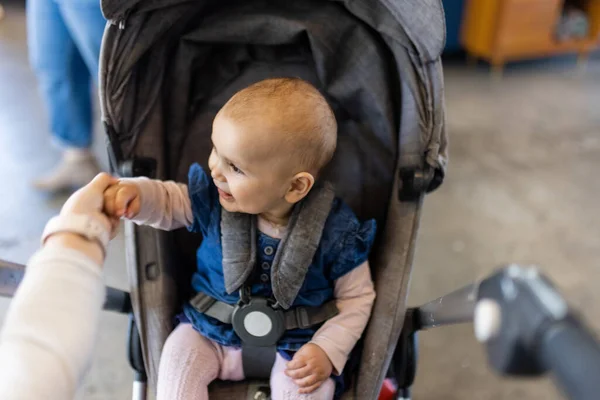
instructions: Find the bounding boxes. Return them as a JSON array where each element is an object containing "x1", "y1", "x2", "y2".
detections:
[
  {"x1": 270, "y1": 354, "x2": 336, "y2": 400},
  {"x1": 157, "y1": 323, "x2": 223, "y2": 400}
]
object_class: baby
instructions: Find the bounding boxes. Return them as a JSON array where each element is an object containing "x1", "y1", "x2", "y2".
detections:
[{"x1": 103, "y1": 78, "x2": 376, "y2": 400}]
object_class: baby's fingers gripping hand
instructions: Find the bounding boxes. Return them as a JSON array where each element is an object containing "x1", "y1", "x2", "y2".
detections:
[{"x1": 114, "y1": 184, "x2": 141, "y2": 219}]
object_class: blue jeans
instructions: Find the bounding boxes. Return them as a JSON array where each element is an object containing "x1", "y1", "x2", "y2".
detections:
[{"x1": 27, "y1": 0, "x2": 106, "y2": 149}]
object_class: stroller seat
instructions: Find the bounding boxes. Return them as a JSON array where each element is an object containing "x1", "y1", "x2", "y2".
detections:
[{"x1": 99, "y1": 0, "x2": 448, "y2": 398}]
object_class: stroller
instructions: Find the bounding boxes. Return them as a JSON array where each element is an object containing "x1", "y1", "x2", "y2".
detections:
[
  {"x1": 12, "y1": 0, "x2": 448, "y2": 398},
  {"x1": 98, "y1": 0, "x2": 448, "y2": 398}
]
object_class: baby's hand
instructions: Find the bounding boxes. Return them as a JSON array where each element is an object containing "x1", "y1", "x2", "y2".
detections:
[
  {"x1": 103, "y1": 180, "x2": 141, "y2": 219},
  {"x1": 285, "y1": 343, "x2": 333, "y2": 394}
]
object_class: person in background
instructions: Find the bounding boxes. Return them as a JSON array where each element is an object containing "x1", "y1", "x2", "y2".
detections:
[
  {"x1": 0, "y1": 173, "x2": 119, "y2": 399},
  {"x1": 27, "y1": 0, "x2": 106, "y2": 191}
]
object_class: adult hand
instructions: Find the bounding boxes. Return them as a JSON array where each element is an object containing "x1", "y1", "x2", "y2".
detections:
[
  {"x1": 60, "y1": 173, "x2": 120, "y2": 239},
  {"x1": 44, "y1": 173, "x2": 121, "y2": 265}
]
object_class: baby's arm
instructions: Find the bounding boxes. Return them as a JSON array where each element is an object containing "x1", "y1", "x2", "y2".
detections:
[
  {"x1": 105, "y1": 178, "x2": 193, "y2": 231},
  {"x1": 310, "y1": 262, "x2": 376, "y2": 375},
  {"x1": 285, "y1": 262, "x2": 375, "y2": 393}
]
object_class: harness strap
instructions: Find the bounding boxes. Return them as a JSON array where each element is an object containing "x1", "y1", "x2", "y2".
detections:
[
  {"x1": 284, "y1": 300, "x2": 339, "y2": 330},
  {"x1": 190, "y1": 294, "x2": 235, "y2": 324},
  {"x1": 190, "y1": 292, "x2": 339, "y2": 379},
  {"x1": 189, "y1": 292, "x2": 339, "y2": 330},
  {"x1": 242, "y1": 345, "x2": 277, "y2": 379}
]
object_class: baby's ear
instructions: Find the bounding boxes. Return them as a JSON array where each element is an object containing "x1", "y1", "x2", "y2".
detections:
[{"x1": 285, "y1": 172, "x2": 315, "y2": 204}]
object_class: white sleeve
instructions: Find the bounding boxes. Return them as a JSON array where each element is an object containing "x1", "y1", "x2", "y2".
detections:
[
  {"x1": 122, "y1": 177, "x2": 194, "y2": 230},
  {"x1": 0, "y1": 247, "x2": 105, "y2": 400}
]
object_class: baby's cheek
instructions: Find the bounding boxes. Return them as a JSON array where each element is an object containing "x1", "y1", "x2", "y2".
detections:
[
  {"x1": 232, "y1": 180, "x2": 251, "y2": 197},
  {"x1": 238, "y1": 189, "x2": 265, "y2": 213}
]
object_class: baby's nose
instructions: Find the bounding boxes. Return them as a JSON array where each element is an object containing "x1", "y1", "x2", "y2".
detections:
[{"x1": 211, "y1": 166, "x2": 224, "y2": 182}]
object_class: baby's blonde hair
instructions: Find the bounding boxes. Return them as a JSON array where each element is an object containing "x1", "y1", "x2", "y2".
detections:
[{"x1": 217, "y1": 78, "x2": 337, "y2": 175}]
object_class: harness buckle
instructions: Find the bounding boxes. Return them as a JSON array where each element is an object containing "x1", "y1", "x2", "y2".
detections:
[{"x1": 232, "y1": 297, "x2": 286, "y2": 347}]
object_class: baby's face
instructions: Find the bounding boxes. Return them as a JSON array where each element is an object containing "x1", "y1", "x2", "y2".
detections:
[{"x1": 208, "y1": 115, "x2": 297, "y2": 215}]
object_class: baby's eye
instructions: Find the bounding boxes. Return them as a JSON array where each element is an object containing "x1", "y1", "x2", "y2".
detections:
[{"x1": 229, "y1": 163, "x2": 243, "y2": 175}]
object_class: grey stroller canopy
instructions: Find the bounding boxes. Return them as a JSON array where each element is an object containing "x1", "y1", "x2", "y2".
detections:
[{"x1": 99, "y1": 0, "x2": 448, "y2": 398}]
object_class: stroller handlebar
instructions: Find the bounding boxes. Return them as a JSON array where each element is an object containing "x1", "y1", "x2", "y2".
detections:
[
  {"x1": 475, "y1": 265, "x2": 600, "y2": 400},
  {"x1": 403, "y1": 264, "x2": 600, "y2": 400},
  {"x1": 539, "y1": 316, "x2": 600, "y2": 400}
]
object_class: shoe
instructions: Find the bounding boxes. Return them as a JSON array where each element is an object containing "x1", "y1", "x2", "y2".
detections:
[{"x1": 33, "y1": 149, "x2": 101, "y2": 192}]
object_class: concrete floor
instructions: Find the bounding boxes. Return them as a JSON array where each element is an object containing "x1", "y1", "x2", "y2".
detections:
[{"x1": 1, "y1": 3, "x2": 600, "y2": 399}]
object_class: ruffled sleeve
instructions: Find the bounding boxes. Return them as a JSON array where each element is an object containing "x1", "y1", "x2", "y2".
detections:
[
  {"x1": 187, "y1": 163, "x2": 219, "y2": 235},
  {"x1": 326, "y1": 201, "x2": 377, "y2": 281}
]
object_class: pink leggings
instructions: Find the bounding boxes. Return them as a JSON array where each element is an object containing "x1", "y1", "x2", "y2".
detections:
[{"x1": 157, "y1": 324, "x2": 336, "y2": 400}]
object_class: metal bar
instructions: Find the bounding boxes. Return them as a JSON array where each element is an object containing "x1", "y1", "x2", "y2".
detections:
[
  {"x1": 104, "y1": 286, "x2": 132, "y2": 314},
  {"x1": 132, "y1": 380, "x2": 147, "y2": 400},
  {"x1": 415, "y1": 283, "x2": 478, "y2": 330},
  {"x1": 0, "y1": 259, "x2": 25, "y2": 297}
]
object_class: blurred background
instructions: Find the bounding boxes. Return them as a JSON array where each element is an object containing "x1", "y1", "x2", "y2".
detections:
[{"x1": 0, "y1": 0, "x2": 599, "y2": 399}]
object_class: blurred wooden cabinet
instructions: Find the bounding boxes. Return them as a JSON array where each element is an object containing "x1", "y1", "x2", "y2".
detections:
[{"x1": 461, "y1": 0, "x2": 600, "y2": 71}]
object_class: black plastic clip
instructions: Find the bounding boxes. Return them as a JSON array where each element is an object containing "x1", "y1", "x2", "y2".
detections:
[
  {"x1": 118, "y1": 158, "x2": 157, "y2": 178},
  {"x1": 103, "y1": 122, "x2": 157, "y2": 178},
  {"x1": 127, "y1": 314, "x2": 147, "y2": 383},
  {"x1": 398, "y1": 167, "x2": 443, "y2": 201},
  {"x1": 389, "y1": 309, "x2": 419, "y2": 398},
  {"x1": 239, "y1": 286, "x2": 252, "y2": 305}
]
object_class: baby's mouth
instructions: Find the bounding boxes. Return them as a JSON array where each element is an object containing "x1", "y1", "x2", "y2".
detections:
[{"x1": 217, "y1": 187, "x2": 234, "y2": 201}]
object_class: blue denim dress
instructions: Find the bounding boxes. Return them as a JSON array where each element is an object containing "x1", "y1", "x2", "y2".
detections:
[{"x1": 180, "y1": 164, "x2": 376, "y2": 395}]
